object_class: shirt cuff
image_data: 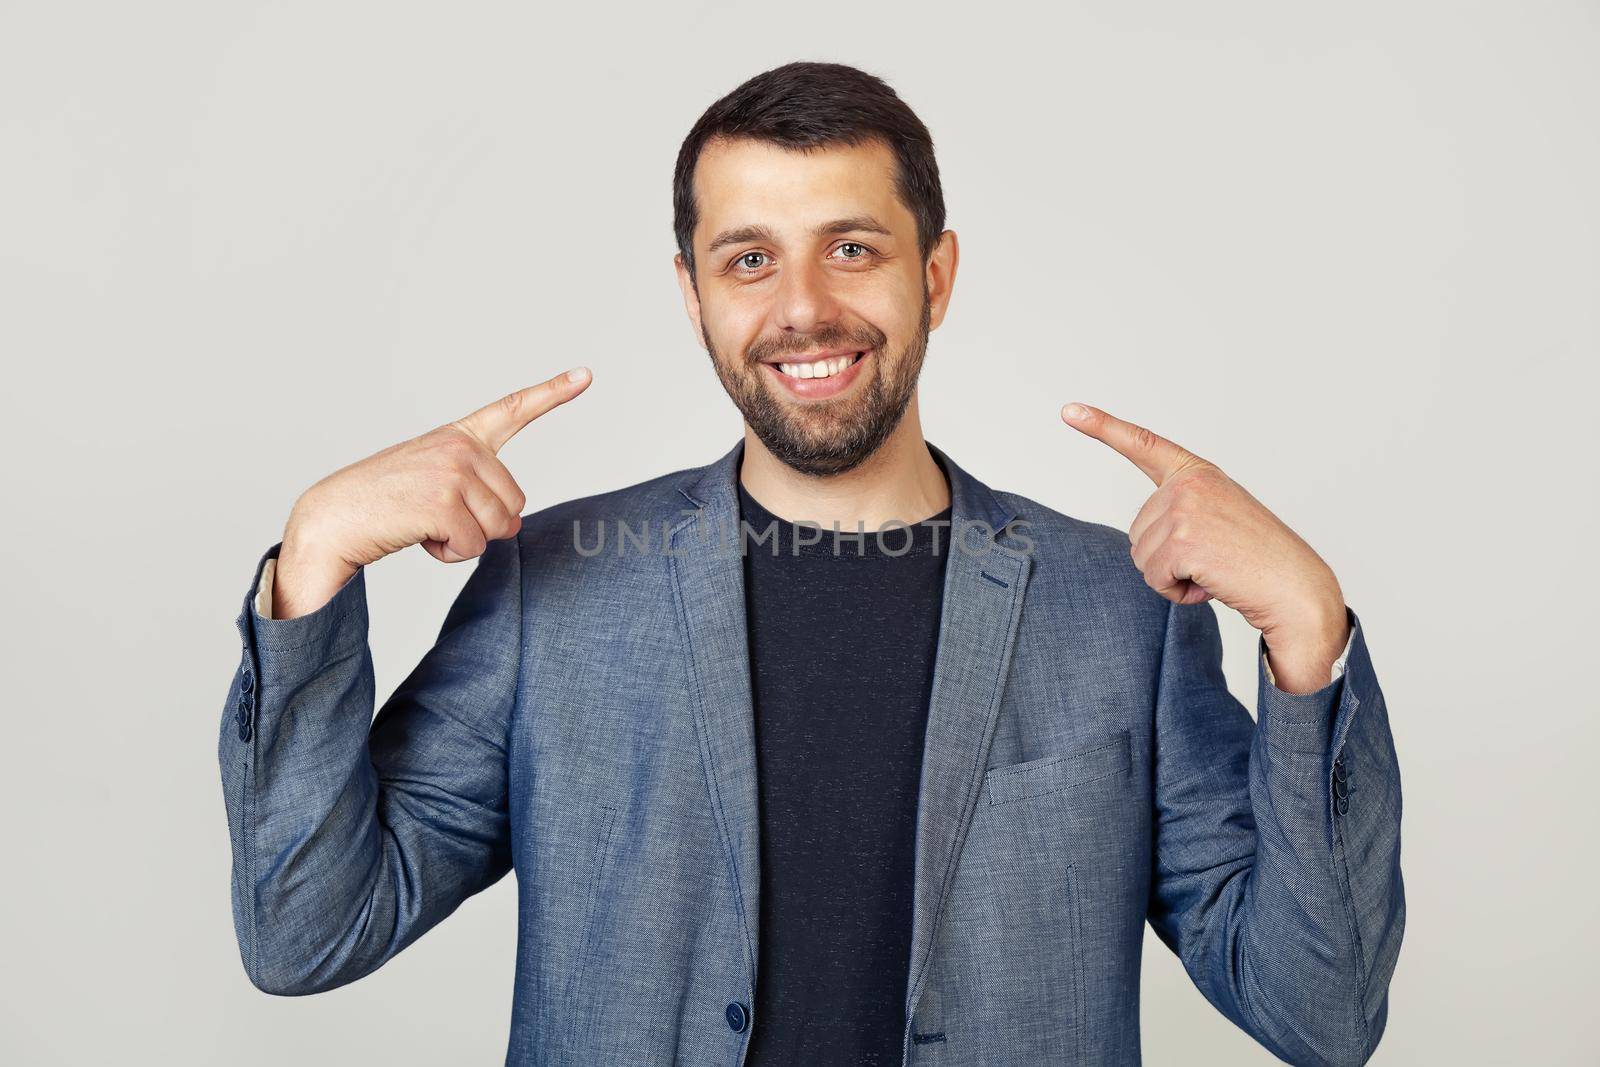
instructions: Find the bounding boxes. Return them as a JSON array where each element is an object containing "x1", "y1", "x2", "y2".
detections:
[
  {"x1": 254, "y1": 557, "x2": 276, "y2": 620},
  {"x1": 1261, "y1": 612, "x2": 1355, "y2": 689}
]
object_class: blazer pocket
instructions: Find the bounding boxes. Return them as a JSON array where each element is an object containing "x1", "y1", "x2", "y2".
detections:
[{"x1": 985, "y1": 730, "x2": 1131, "y2": 806}]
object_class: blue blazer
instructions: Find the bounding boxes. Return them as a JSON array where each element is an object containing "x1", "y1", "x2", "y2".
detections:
[{"x1": 219, "y1": 438, "x2": 1404, "y2": 1066}]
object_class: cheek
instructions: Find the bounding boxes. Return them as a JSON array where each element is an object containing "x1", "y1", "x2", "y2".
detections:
[
  {"x1": 700, "y1": 302, "x2": 762, "y2": 362},
  {"x1": 858, "y1": 274, "x2": 925, "y2": 341}
]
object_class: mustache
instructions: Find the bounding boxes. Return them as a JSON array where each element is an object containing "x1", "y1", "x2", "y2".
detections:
[{"x1": 745, "y1": 326, "x2": 887, "y2": 364}]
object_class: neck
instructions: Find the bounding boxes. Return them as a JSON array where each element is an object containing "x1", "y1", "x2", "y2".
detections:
[{"x1": 737, "y1": 395, "x2": 950, "y2": 529}]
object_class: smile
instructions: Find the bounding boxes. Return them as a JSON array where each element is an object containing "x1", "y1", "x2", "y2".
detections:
[
  {"x1": 775, "y1": 351, "x2": 864, "y2": 378},
  {"x1": 763, "y1": 349, "x2": 871, "y2": 400}
]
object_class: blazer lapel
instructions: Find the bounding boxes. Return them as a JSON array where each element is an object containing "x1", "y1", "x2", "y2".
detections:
[
  {"x1": 669, "y1": 438, "x2": 1032, "y2": 1030},
  {"x1": 669, "y1": 440, "x2": 763, "y2": 994},
  {"x1": 903, "y1": 443, "x2": 1032, "y2": 1024}
]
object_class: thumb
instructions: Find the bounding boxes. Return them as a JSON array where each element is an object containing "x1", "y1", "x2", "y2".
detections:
[{"x1": 453, "y1": 367, "x2": 591, "y2": 453}]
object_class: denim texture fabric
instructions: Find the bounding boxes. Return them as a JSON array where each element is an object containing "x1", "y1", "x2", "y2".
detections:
[{"x1": 218, "y1": 438, "x2": 1404, "y2": 1066}]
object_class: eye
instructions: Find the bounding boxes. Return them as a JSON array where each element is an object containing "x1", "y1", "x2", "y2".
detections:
[
  {"x1": 734, "y1": 251, "x2": 771, "y2": 272},
  {"x1": 831, "y1": 241, "x2": 876, "y2": 263}
]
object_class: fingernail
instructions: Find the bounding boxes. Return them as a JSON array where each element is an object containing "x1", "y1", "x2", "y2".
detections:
[
  {"x1": 566, "y1": 366, "x2": 590, "y2": 383},
  {"x1": 1063, "y1": 403, "x2": 1088, "y2": 421}
]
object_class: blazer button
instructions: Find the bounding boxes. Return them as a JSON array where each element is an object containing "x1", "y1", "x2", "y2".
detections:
[
  {"x1": 1333, "y1": 758, "x2": 1348, "y2": 783},
  {"x1": 725, "y1": 1001, "x2": 749, "y2": 1034},
  {"x1": 1336, "y1": 795, "x2": 1350, "y2": 816},
  {"x1": 240, "y1": 667, "x2": 254, "y2": 694}
]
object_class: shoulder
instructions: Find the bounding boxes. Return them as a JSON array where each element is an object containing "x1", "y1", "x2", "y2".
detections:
[
  {"x1": 494, "y1": 460, "x2": 711, "y2": 593},
  {"x1": 991, "y1": 488, "x2": 1136, "y2": 570},
  {"x1": 990, "y1": 487, "x2": 1171, "y2": 625},
  {"x1": 514, "y1": 463, "x2": 701, "y2": 548}
]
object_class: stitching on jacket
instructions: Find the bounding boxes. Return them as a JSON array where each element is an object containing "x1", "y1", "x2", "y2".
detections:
[
  {"x1": 1329, "y1": 688, "x2": 1373, "y2": 1060},
  {"x1": 666, "y1": 514, "x2": 758, "y2": 994},
  {"x1": 239, "y1": 744, "x2": 257, "y2": 982},
  {"x1": 986, "y1": 737, "x2": 1127, "y2": 781},
  {"x1": 987, "y1": 760, "x2": 1130, "y2": 806},
  {"x1": 509, "y1": 530, "x2": 524, "y2": 794},
  {"x1": 236, "y1": 660, "x2": 260, "y2": 985},
  {"x1": 251, "y1": 605, "x2": 364, "y2": 655},
  {"x1": 1264, "y1": 708, "x2": 1329, "y2": 726},
  {"x1": 563, "y1": 802, "x2": 619, "y2": 1027},
  {"x1": 1065, "y1": 863, "x2": 1086, "y2": 1033},
  {"x1": 906, "y1": 552, "x2": 1024, "y2": 1017}
]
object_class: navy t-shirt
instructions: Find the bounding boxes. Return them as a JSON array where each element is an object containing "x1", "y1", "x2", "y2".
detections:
[{"x1": 737, "y1": 475, "x2": 953, "y2": 1066}]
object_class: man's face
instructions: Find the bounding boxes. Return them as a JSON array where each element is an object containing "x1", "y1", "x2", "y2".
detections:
[{"x1": 675, "y1": 136, "x2": 955, "y2": 476}]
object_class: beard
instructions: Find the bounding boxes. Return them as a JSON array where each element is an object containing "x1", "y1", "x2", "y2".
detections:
[{"x1": 703, "y1": 294, "x2": 932, "y2": 477}]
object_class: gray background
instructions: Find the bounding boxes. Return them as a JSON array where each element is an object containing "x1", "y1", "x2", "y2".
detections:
[{"x1": 3, "y1": 1, "x2": 1596, "y2": 1062}]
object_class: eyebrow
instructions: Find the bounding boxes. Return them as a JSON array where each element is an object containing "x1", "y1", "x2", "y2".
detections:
[{"x1": 705, "y1": 215, "x2": 895, "y2": 255}]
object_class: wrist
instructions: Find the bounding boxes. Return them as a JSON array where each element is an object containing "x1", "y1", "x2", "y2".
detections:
[
  {"x1": 284, "y1": 488, "x2": 361, "y2": 569},
  {"x1": 1260, "y1": 580, "x2": 1348, "y2": 694},
  {"x1": 274, "y1": 502, "x2": 360, "y2": 620},
  {"x1": 1264, "y1": 599, "x2": 1346, "y2": 652},
  {"x1": 1263, "y1": 563, "x2": 1343, "y2": 638}
]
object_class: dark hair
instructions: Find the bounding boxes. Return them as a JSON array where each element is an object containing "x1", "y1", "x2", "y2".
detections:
[{"x1": 673, "y1": 61, "x2": 945, "y2": 282}]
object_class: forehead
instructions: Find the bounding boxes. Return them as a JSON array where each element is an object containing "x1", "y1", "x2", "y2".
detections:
[{"x1": 692, "y1": 135, "x2": 913, "y2": 249}]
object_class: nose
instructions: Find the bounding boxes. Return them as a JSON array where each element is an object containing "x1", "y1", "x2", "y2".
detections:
[{"x1": 771, "y1": 253, "x2": 842, "y2": 334}]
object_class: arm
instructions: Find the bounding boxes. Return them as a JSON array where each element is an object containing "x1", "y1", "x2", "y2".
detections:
[
  {"x1": 1146, "y1": 600, "x2": 1405, "y2": 1066},
  {"x1": 217, "y1": 533, "x2": 522, "y2": 995}
]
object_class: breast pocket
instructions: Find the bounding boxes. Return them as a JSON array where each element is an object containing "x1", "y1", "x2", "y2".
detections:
[
  {"x1": 956, "y1": 729, "x2": 1134, "y2": 1045},
  {"x1": 984, "y1": 730, "x2": 1132, "y2": 807}
]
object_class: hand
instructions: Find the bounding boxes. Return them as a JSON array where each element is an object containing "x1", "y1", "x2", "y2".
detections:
[
  {"x1": 1061, "y1": 402, "x2": 1348, "y2": 694},
  {"x1": 273, "y1": 367, "x2": 593, "y2": 619}
]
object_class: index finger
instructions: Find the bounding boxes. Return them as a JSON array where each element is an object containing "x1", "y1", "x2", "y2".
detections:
[
  {"x1": 1060, "y1": 402, "x2": 1197, "y2": 485},
  {"x1": 454, "y1": 366, "x2": 592, "y2": 453}
]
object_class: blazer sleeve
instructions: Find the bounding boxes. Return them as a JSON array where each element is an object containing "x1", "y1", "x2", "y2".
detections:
[
  {"x1": 1145, "y1": 601, "x2": 1405, "y2": 1067},
  {"x1": 216, "y1": 533, "x2": 521, "y2": 996}
]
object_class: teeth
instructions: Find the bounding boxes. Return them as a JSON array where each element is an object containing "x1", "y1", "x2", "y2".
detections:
[{"x1": 778, "y1": 352, "x2": 861, "y2": 379}]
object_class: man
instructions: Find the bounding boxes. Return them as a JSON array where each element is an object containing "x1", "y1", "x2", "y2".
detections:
[{"x1": 218, "y1": 61, "x2": 1404, "y2": 1066}]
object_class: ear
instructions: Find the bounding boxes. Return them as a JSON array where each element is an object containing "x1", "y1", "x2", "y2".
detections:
[
  {"x1": 924, "y1": 229, "x2": 960, "y2": 332},
  {"x1": 674, "y1": 252, "x2": 707, "y2": 348}
]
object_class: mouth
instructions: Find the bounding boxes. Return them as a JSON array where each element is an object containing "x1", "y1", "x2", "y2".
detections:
[{"x1": 761, "y1": 349, "x2": 871, "y2": 400}]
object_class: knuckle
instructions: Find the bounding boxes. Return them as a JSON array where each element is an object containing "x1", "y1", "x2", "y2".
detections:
[
  {"x1": 431, "y1": 481, "x2": 460, "y2": 509},
  {"x1": 444, "y1": 431, "x2": 480, "y2": 463},
  {"x1": 1131, "y1": 425, "x2": 1160, "y2": 453},
  {"x1": 429, "y1": 431, "x2": 473, "y2": 467},
  {"x1": 1180, "y1": 459, "x2": 1218, "y2": 488},
  {"x1": 1172, "y1": 469, "x2": 1213, "y2": 501},
  {"x1": 496, "y1": 390, "x2": 525, "y2": 421}
]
